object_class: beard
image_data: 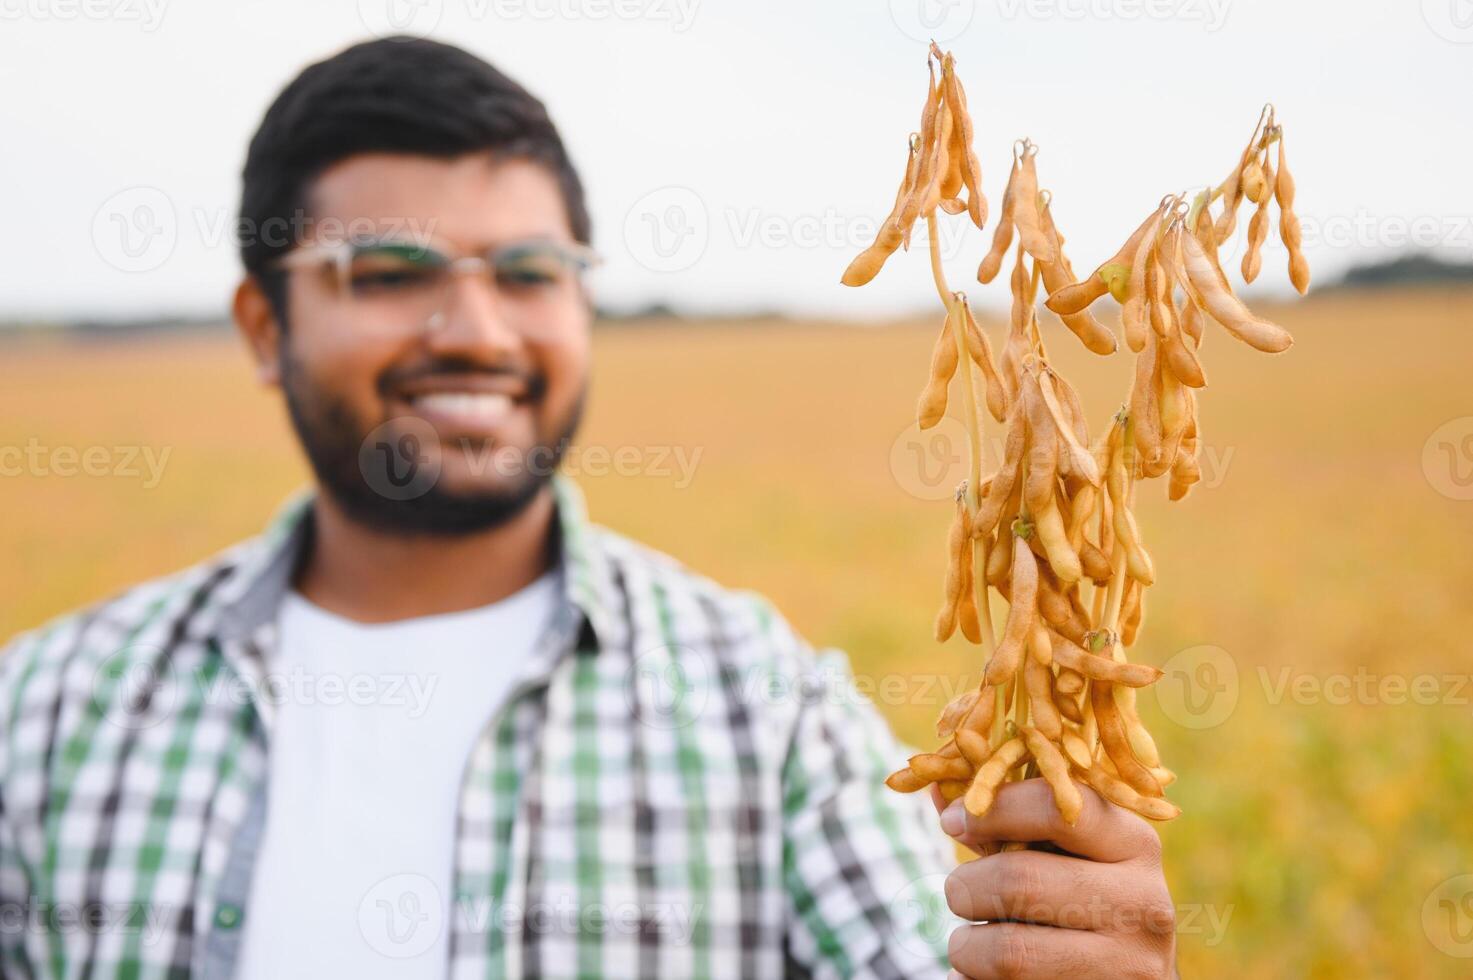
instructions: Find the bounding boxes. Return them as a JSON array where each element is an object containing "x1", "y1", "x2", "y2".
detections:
[{"x1": 280, "y1": 347, "x2": 585, "y2": 537}]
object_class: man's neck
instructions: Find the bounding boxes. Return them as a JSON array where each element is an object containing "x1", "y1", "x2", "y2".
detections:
[{"x1": 293, "y1": 487, "x2": 558, "y2": 624}]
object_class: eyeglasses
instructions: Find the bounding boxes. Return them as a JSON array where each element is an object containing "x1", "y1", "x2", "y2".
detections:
[{"x1": 273, "y1": 236, "x2": 600, "y2": 338}]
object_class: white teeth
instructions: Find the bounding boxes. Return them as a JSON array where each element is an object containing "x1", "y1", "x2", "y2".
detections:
[{"x1": 411, "y1": 392, "x2": 514, "y2": 422}]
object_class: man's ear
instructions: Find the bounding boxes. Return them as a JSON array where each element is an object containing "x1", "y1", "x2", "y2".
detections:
[{"x1": 233, "y1": 275, "x2": 283, "y2": 386}]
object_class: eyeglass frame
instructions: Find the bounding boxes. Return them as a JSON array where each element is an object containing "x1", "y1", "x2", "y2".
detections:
[{"x1": 270, "y1": 234, "x2": 602, "y2": 332}]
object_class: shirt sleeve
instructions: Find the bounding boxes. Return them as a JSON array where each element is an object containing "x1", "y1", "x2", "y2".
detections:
[
  {"x1": 0, "y1": 632, "x2": 39, "y2": 978},
  {"x1": 779, "y1": 646, "x2": 962, "y2": 979}
]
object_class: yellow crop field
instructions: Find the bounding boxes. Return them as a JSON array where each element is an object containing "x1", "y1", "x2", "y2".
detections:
[{"x1": 3, "y1": 286, "x2": 1472, "y2": 976}]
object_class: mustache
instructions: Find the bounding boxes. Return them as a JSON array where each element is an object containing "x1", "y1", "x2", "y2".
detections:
[{"x1": 376, "y1": 357, "x2": 547, "y2": 401}]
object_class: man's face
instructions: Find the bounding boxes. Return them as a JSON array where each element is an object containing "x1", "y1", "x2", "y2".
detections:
[{"x1": 271, "y1": 152, "x2": 592, "y2": 534}]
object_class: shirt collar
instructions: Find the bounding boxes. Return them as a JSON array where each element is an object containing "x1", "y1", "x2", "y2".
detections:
[{"x1": 208, "y1": 474, "x2": 620, "y2": 654}]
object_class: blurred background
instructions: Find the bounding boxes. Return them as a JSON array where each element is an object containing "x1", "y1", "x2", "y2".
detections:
[{"x1": 2, "y1": 0, "x2": 1472, "y2": 976}]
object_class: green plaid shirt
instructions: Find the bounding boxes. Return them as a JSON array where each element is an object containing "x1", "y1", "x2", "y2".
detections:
[{"x1": 0, "y1": 477, "x2": 957, "y2": 979}]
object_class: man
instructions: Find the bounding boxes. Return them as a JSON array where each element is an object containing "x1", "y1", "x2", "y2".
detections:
[{"x1": 0, "y1": 37, "x2": 1176, "y2": 979}]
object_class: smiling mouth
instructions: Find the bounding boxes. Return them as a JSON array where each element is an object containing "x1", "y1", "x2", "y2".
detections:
[{"x1": 405, "y1": 391, "x2": 518, "y2": 424}]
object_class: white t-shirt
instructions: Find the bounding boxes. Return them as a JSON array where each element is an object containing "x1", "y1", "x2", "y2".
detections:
[{"x1": 235, "y1": 570, "x2": 562, "y2": 980}]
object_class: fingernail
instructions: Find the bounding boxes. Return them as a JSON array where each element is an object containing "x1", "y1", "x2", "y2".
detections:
[{"x1": 940, "y1": 801, "x2": 966, "y2": 837}]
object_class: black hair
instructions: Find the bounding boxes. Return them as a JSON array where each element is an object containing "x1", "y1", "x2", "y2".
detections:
[{"x1": 238, "y1": 36, "x2": 590, "y2": 323}]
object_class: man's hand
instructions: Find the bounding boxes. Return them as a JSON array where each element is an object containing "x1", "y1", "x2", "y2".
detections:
[{"x1": 933, "y1": 779, "x2": 1177, "y2": 979}]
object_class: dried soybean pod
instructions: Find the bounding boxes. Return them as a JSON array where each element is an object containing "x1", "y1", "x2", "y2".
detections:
[
  {"x1": 1079, "y1": 539, "x2": 1112, "y2": 585},
  {"x1": 973, "y1": 398, "x2": 1027, "y2": 539},
  {"x1": 955, "y1": 727, "x2": 991, "y2": 768},
  {"x1": 958, "y1": 294, "x2": 1010, "y2": 423},
  {"x1": 1169, "y1": 426, "x2": 1202, "y2": 501},
  {"x1": 1050, "y1": 370, "x2": 1092, "y2": 452},
  {"x1": 1213, "y1": 166, "x2": 1244, "y2": 244},
  {"x1": 958, "y1": 543, "x2": 983, "y2": 643},
  {"x1": 1043, "y1": 273, "x2": 1107, "y2": 317},
  {"x1": 1066, "y1": 482, "x2": 1097, "y2": 549},
  {"x1": 1056, "y1": 667, "x2": 1085, "y2": 696},
  {"x1": 985, "y1": 521, "x2": 1013, "y2": 587},
  {"x1": 1275, "y1": 131, "x2": 1296, "y2": 211},
  {"x1": 1001, "y1": 244, "x2": 1032, "y2": 392},
  {"x1": 1022, "y1": 726, "x2": 1083, "y2": 824},
  {"x1": 978, "y1": 155, "x2": 1019, "y2": 283},
  {"x1": 1129, "y1": 334, "x2": 1164, "y2": 465},
  {"x1": 1178, "y1": 292, "x2": 1205, "y2": 347},
  {"x1": 841, "y1": 136, "x2": 921, "y2": 287},
  {"x1": 984, "y1": 539, "x2": 1039, "y2": 686},
  {"x1": 1145, "y1": 243, "x2": 1172, "y2": 341},
  {"x1": 1047, "y1": 628, "x2": 1161, "y2": 687},
  {"x1": 918, "y1": 101, "x2": 955, "y2": 218},
  {"x1": 1054, "y1": 202, "x2": 1171, "y2": 314},
  {"x1": 1107, "y1": 450, "x2": 1156, "y2": 586},
  {"x1": 1179, "y1": 231, "x2": 1294, "y2": 352},
  {"x1": 1241, "y1": 155, "x2": 1267, "y2": 205},
  {"x1": 1022, "y1": 379, "x2": 1061, "y2": 512},
  {"x1": 1039, "y1": 372, "x2": 1102, "y2": 485},
  {"x1": 934, "y1": 494, "x2": 972, "y2": 641},
  {"x1": 917, "y1": 308, "x2": 961, "y2": 429},
  {"x1": 940, "y1": 55, "x2": 987, "y2": 228},
  {"x1": 1090, "y1": 680, "x2": 1162, "y2": 797},
  {"x1": 1078, "y1": 765, "x2": 1180, "y2": 822},
  {"x1": 1121, "y1": 224, "x2": 1156, "y2": 353},
  {"x1": 1025, "y1": 646, "x2": 1063, "y2": 741},
  {"x1": 1012, "y1": 145, "x2": 1056, "y2": 264},
  {"x1": 1037, "y1": 201, "x2": 1118, "y2": 355},
  {"x1": 1034, "y1": 494, "x2": 1082, "y2": 585},
  {"x1": 1242, "y1": 157, "x2": 1276, "y2": 284},
  {"x1": 1034, "y1": 567, "x2": 1079, "y2": 636},
  {"x1": 1117, "y1": 689, "x2": 1162, "y2": 769},
  {"x1": 896, "y1": 61, "x2": 940, "y2": 246},
  {"x1": 1120, "y1": 580, "x2": 1144, "y2": 647},
  {"x1": 1054, "y1": 685, "x2": 1084, "y2": 724},
  {"x1": 949, "y1": 69, "x2": 988, "y2": 229},
  {"x1": 962, "y1": 683, "x2": 997, "y2": 735},
  {"x1": 936, "y1": 688, "x2": 981, "y2": 740},
  {"x1": 1276, "y1": 135, "x2": 1310, "y2": 293},
  {"x1": 1149, "y1": 371, "x2": 1188, "y2": 478},
  {"x1": 886, "y1": 766, "x2": 931, "y2": 792},
  {"x1": 964, "y1": 735, "x2": 1028, "y2": 817},
  {"x1": 1163, "y1": 319, "x2": 1207, "y2": 389},
  {"x1": 1061, "y1": 727, "x2": 1093, "y2": 770},
  {"x1": 937, "y1": 779, "x2": 969, "y2": 804},
  {"x1": 909, "y1": 752, "x2": 973, "y2": 783}
]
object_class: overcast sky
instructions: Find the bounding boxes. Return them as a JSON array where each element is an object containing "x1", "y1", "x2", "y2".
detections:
[{"x1": 0, "y1": 0, "x2": 1469, "y2": 321}]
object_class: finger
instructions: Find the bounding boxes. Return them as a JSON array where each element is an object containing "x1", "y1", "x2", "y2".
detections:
[
  {"x1": 941, "y1": 777, "x2": 1160, "y2": 863},
  {"x1": 945, "y1": 850, "x2": 1161, "y2": 931},
  {"x1": 948, "y1": 921, "x2": 1117, "y2": 980}
]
